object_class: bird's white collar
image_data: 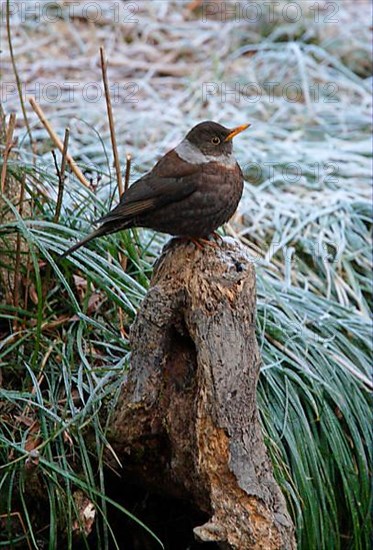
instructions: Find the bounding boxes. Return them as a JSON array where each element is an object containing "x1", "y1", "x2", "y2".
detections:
[{"x1": 175, "y1": 139, "x2": 237, "y2": 167}]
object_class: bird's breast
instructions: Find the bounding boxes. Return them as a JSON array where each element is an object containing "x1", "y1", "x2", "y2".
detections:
[{"x1": 139, "y1": 160, "x2": 244, "y2": 238}]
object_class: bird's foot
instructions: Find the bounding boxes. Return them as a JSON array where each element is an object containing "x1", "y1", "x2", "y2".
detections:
[
  {"x1": 176, "y1": 236, "x2": 220, "y2": 250},
  {"x1": 212, "y1": 231, "x2": 223, "y2": 241}
]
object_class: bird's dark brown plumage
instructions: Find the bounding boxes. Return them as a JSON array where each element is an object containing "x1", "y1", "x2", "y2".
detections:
[{"x1": 62, "y1": 121, "x2": 249, "y2": 257}]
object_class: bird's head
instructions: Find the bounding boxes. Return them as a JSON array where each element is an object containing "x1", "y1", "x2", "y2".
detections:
[{"x1": 185, "y1": 120, "x2": 250, "y2": 157}]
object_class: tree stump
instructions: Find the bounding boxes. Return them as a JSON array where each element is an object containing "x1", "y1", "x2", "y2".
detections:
[{"x1": 110, "y1": 238, "x2": 295, "y2": 549}]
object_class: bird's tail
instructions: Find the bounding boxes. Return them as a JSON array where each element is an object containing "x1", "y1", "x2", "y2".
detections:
[{"x1": 60, "y1": 221, "x2": 130, "y2": 258}]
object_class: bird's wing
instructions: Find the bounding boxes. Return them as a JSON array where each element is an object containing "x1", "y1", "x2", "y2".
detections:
[{"x1": 97, "y1": 150, "x2": 199, "y2": 224}]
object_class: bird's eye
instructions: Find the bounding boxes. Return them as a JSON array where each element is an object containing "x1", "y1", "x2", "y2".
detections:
[{"x1": 211, "y1": 136, "x2": 220, "y2": 145}]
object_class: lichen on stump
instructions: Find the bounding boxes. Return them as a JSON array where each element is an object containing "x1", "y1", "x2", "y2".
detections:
[{"x1": 110, "y1": 237, "x2": 295, "y2": 549}]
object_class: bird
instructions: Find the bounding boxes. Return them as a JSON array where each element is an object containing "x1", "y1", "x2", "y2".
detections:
[{"x1": 61, "y1": 120, "x2": 249, "y2": 257}]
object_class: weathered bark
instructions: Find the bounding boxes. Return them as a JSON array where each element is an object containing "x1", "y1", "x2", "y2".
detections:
[{"x1": 110, "y1": 238, "x2": 295, "y2": 549}]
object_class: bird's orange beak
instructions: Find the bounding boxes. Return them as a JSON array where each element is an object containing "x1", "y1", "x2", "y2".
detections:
[{"x1": 225, "y1": 123, "x2": 251, "y2": 142}]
